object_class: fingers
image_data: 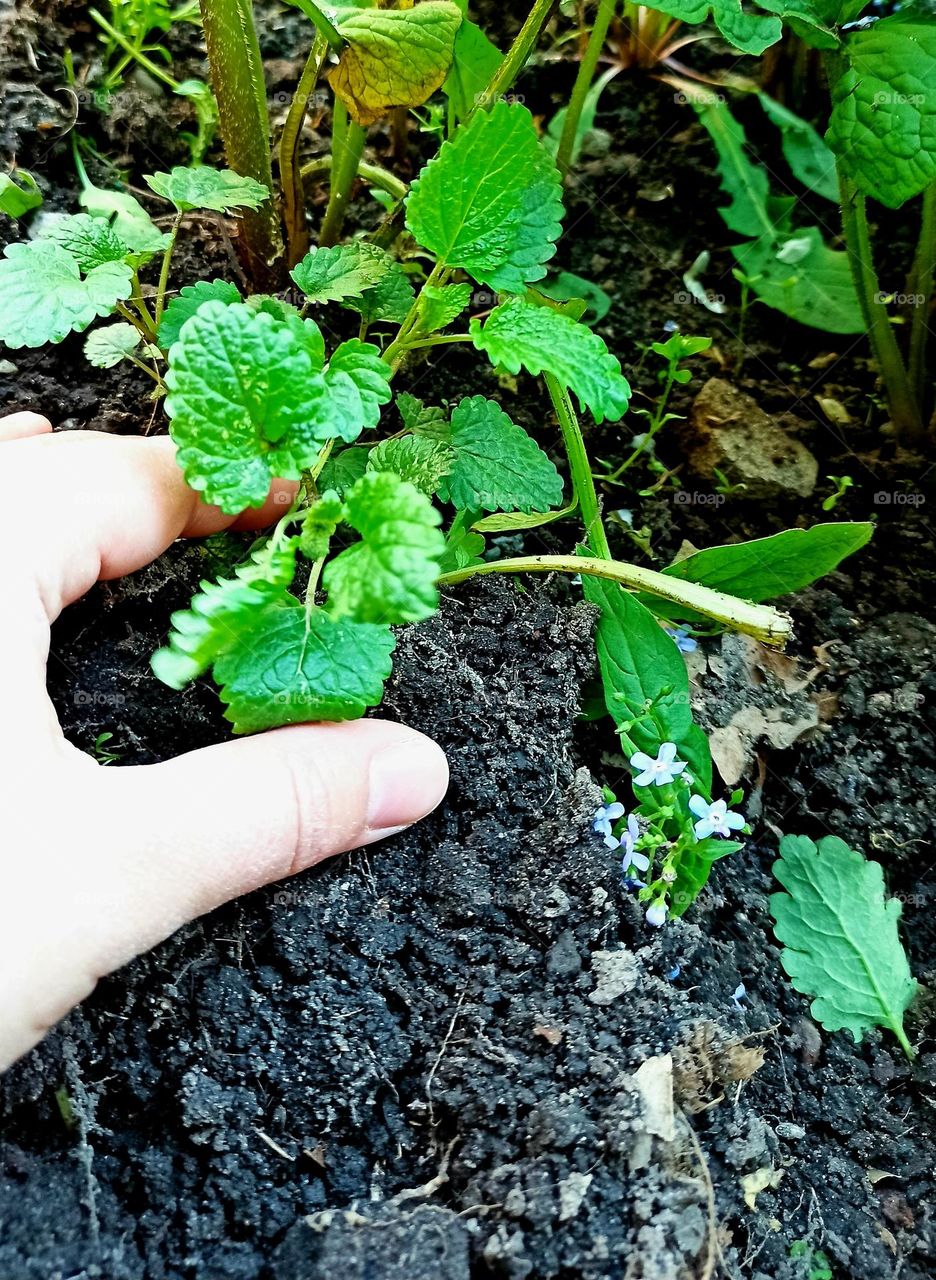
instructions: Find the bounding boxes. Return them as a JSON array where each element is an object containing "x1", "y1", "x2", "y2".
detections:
[{"x1": 0, "y1": 412, "x2": 53, "y2": 442}]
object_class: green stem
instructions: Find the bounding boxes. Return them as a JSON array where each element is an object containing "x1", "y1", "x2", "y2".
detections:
[
  {"x1": 438, "y1": 554, "x2": 793, "y2": 646},
  {"x1": 154, "y1": 212, "x2": 183, "y2": 326},
  {"x1": 115, "y1": 300, "x2": 157, "y2": 344},
  {"x1": 199, "y1": 0, "x2": 282, "y2": 279},
  {"x1": 319, "y1": 101, "x2": 366, "y2": 246},
  {"x1": 908, "y1": 179, "x2": 936, "y2": 414},
  {"x1": 89, "y1": 8, "x2": 181, "y2": 90},
  {"x1": 837, "y1": 165, "x2": 923, "y2": 442},
  {"x1": 468, "y1": 0, "x2": 558, "y2": 117},
  {"x1": 279, "y1": 34, "x2": 330, "y2": 267},
  {"x1": 606, "y1": 369, "x2": 676, "y2": 480},
  {"x1": 301, "y1": 155, "x2": 408, "y2": 202},
  {"x1": 382, "y1": 260, "x2": 448, "y2": 367},
  {"x1": 544, "y1": 373, "x2": 610, "y2": 559},
  {"x1": 555, "y1": 0, "x2": 616, "y2": 178},
  {"x1": 298, "y1": 0, "x2": 344, "y2": 50}
]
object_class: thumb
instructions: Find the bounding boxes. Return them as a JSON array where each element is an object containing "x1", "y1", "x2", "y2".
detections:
[{"x1": 92, "y1": 719, "x2": 449, "y2": 970}]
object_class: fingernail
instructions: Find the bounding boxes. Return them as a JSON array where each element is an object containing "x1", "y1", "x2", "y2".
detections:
[{"x1": 367, "y1": 733, "x2": 449, "y2": 837}]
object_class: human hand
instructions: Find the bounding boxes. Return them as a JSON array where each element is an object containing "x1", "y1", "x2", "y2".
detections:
[{"x1": 0, "y1": 413, "x2": 448, "y2": 1070}]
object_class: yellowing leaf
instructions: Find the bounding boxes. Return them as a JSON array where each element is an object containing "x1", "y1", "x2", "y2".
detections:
[{"x1": 329, "y1": 1, "x2": 462, "y2": 126}]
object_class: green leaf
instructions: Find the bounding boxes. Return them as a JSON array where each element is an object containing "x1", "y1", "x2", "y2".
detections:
[
  {"x1": 214, "y1": 602, "x2": 396, "y2": 732},
  {"x1": 290, "y1": 243, "x2": 390, "y2": 304},
  {"x1": 323, "y1": 338, "x2": 392, "y2": 441},
  {"x1": 438, "y1": 520, "x2": 485, "y2": 573},
  {"x1": 826, "y1": 13, "x2": 936, "y2": 208},
  {"x1": 165, "y1": 302, "x2": 333, "y2": 512},
  {"x1": 771, "y1": 834, "x2": 916, "y2": 1056},
  {"x1": 78, "y1": 183, "x2": 170, "y2": 261},
  {"x1": 145, "y1": 165, "x2": 270, "y2": 213},
  {"x1": 342, "y1": 258, "x2": 415, "y2": 324},
  {"x1": 442, "y1": 11, "x2": 502, "y2": 120},
  {"x1": 39, "y1": 213, "x2": 129, "y2": 271},
  {"x1": 0, "y1": 242, "x2": 133, "y2": 349},
  {"x1": 324, "y1": 470, "x2": 444, "y2": 624},
  {"x1": 318, "y1": 445, "x2": 370, "y2": 497},
  {"x1": 733, "y1": 226, "x2": 863, "y2": 335},
  {"x1": 643, "y1": 523, "x2": 873, "y2": 624},
  {"x1": 413, "y1": 282, "x2": 474, "y2": 336},
  {"x1": 367, "y1": 435, "x2": 453, "y2": 496},
  {"x1": 470, "y1": 298, "x2": 630, "y2": 423},
  {"x1": 538, "y1": 271, "x2": 612, "y2": 323},
  {"x1": 692, "y1": 97, "x2": 775, "y2": 239},
  {"x1": 300, "y1": 492, "x2": 345, "y2": 561},
  {"x1": 758, "y1": 93, "x2": 838, "y2": 201},
  {"x1": 437, "y1": 395, "x2": 563, "y2": 513},
  {"x1": 328, "y1": 0, "x2": 462, "y2": 125},
  {"x1": 157, "y1": 278, "x2": 242, "y2": 349},
  {"x1": 0, "y1": 170, "x2": 42, "y2": 217},
  {"x1": 397, "y1": 392, "x2": 450, "y2": 439},
  {"x1": 472, "y1": 499, "x2": 576, "y2": 533},
  {"x1": 406, "y1": 99, "x2": 563, "y2": 293},
  {"x1": 84, "y1": 322, "x2": 143, "y2": 368},
  {"x1": 544, "y1": 65, "x2": 616, "y2": 168},
  {"x1": 152, "y1": 538, "x2": 299, "y2": 689},
  {"x1": 650, "y1": 0, "x2": 781, "y2": 55},
  {"x1": 581, "y1": 572, "x2": 713, "y2": 802}
]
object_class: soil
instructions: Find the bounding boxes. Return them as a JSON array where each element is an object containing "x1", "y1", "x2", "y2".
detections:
[{"x1": 1, "y1": 3, "x2": 935, "y2": 1279}]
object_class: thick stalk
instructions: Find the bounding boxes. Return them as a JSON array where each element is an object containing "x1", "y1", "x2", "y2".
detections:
[
  {"x1": 837, "y1": 166, "x2": 923, "y2": 441},
  {"x1": 468, "y1": 0, "x2": 558, "y2": 117},
  {"x1": 555, "y1": 0, "x2": 616, "y2": 178},
  {"x1": 279, "y1": 34, "x2": 329, "y2": 267},
  {"x1": 319, "y1": 101, "x2": 366, "y2": 246},
  {"x1": 544, "y1": 373, "x2": 610, "y2": 558},
  {"x1": 199, "y1": 0, "x2": 282, "y2": 279},
  {"x1": 909, "y1": 179, "x2": 936, "y2": 413},
  {"x1": 438, "y1": 555, "x2": 793, "y2": 646}
]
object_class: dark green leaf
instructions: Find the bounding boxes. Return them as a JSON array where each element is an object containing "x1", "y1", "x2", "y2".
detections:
[
  {"x1": 145, "y1": 165, "x2": 270, "y2": 213},
  {"x1": 290, "y1": 243, "x2": 390, "y2": 304},
  {"x1": 157, "y1": 279, "x2": 242, "y2": 349},
  {"x1": 437, "y1": 394, "x2": 563, "y2": 513}
]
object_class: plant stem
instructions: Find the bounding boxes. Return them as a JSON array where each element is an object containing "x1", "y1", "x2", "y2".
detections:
[
  {"x1": 908, "y1": 178, "x2": 936, "y2": 414},
  {"x1": 468, "y1": 0, "x2": 558, "y2": 117},
  {"x1": 279, "y1": 34, "x2": 329, "y2": 267},
  {"x1": 154, "y1": 212, "x2": 183, "y2": 326},
  {"x1": 199, "y1": 0, "x2": 282, "y2": 279},
  {"x1": 382, "y1": 259, "x2": 448, "y2": 367},
  {"x1": 544, "y1": 373, "x2": 610, "y2": 558},
  {"x1": 438, "y1": 554, "x2": 793, "y2": 646},
  {"x1": 837, "y1": 166, "x2": 924, "y2": 442},
  {"x1": 298, "y1": 0, "x2": 344, "y2": 50},
  {"x1": 555, "y1": 0, "x2": 615, "y2": 178},
  {"x1": 301, "y1": 156, "x2": 408, "y2": 202},
  {"x1": 89, "y1": 8, "x2": 181, "y2": 91},
  {"x1": 319, "y1": 100, "x2": 366, "y2": 246}
]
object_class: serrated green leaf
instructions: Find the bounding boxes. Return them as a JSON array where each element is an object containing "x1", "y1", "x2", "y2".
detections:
[
  {"x1": 733, "y1": 226, "x2": 863, "y2": 334},
  {"x1": 367, "y1": 435, "x2": 453, "y2": 496},
  {"x1": 157, "y1": 278, "x2": 243, "y2": 349},
  {"x1": 0, "y1": 242, "x2": 133, "y2": 348},
  {"x1": 771, "y1": 834, "x2": 916, "y2": 1056},
  {"x1": 323, "y1": 338, "x2": 392, "y2": 441},
  {"x1": 539, "y1": 271, "x2": 612, "y2": 324},
  {"x1": 826, "y1": 14, "x2": 936, "y2": 208},
  {"x1": 406, "y1": 100, "x2": 564, "y2": 293},
  {"x1": 214, "y1": 602, "x2": 396, "y2": 732},
  {"x1": 397, "y1": 392, "x2": 450, "y2": 440},
  {"x1": 145, "y1": 165, "x2": 270, "y2": 213},
  {"x1": 165, "y1": 301, "x2": 333, "y2": 512},
  {"x1": 290, "y1": 243, "x2": 390, "y2": 304},
  {"x1": 318, "y1": 445, "x2": 371, "y2": 497},
  {"x1": 470, "y1": 298, "x2": 630, "y2": 423},
  {"x1": 78, "y1": 183, "x2": 170, "y2": 261},
  {"x1": 329, "y1": 1, "x2": 462, "y2": 126},
  {"x1": 84, "y1": 322, "x2": 143, "y2": 368},
  {"x1": 324, "y1": 470, "x2": 444, "y2": 624},
  {"x1": 438, "y1": 517, "x2": 485, "y2": 573},
  {"x1": 247, "y1": 294, "x2": 301, "y2": 322},
  {"x1": 442, "y1": 11, "x2": 502, "y2": 120},
  {"x1": 758, "y1": 93, "x2": 838, "y2": 201},
  {"x1": 39, "y1": 213, "x2": 129, "y2": 271},
  {"x1": 649, "y1": 0, "x2": 781, "y2": 55},
  {"x1": 437, "y1": 395, "x2": 563, "y2": 513},
  {"x1": 300, "y1": 492, "x2": 345, "y2": 561},
  {"x1": 472, "y1": 499, "x2": 576, "y2": 533},
  {"x1": 413, "y1": 282, "x2": 473, "y2": 336},
  {"x1": 0, "y1": 170, "x2": 42, "y2": 217},
  {"x1": 342, "y1": 258, "x2": 415, "y2": 324},
  {"x1": 152, "y1": 538, "x2": 299, "y2": 689}
]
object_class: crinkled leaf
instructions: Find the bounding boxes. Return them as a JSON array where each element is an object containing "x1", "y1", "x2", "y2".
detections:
[
  {"x1": 397, "y1": 392, "x2": 450, "y2": 440},
  {"x1": 367, "y1": 435, "x2": 453, "y2": 497},
  {"x1": 300, "y1": 493, "x2": 345, "y2": 561},
  {"x1": 145, "y1": 165, "x2": 270, "y2": 213},
  {"x1": 470, "y1": 298, "x2": 630, "y2": 423},
  {"x1": 39, "y1": 213, "x2": 129, "y2": 271},
  {"x1": 0, "y1": 242, "x2": 133, "y2": 348},
  {"x1": 758, "y1": 93, "x2": 838, "y2": 201},
  {"x1": 290, "y1": 243, "x2": 390, "y2": 304},
  {"x1": 649, "y1": 0, "x2": 781, "y2": 55},
  {"x1": 438, "y1": 524, "x2": 485, "y2": 573},
  {"x1": 413, "y1": 282, "x2": 474, "y2": 336},
  {"x1": 215, "y1": 602, "x2": 396, "y2": 732},
  {"x1": 323, "y1": 338, "x2": 392, "y2": 442},
  {"x1": 442, "y1": 10, "x2": 502, "y2": 120},
  {"x1": 771, "y1": 835, "x2": 916, "y2": 1056},
  {"x1": 826, "y1": 14, "x2": 936, "y2": 208},
  {"x1": 157, "y1": 278, "x2": 243, "y2": 349},
  {"x1": 329, "y1": 1, "x2": 462, "y2": 125},
  {"x1": 152, "y1": 539, "x2": 299, "y2": 689},
  {"x1": 0, "y1": 170, "x2": 42, "y2": 217},
  {"x1": 78, "y1": 183, "x2": 170, "y2": 261},
  {"x1": 318, "y1": 445, "x2": 370, "y2": 497},
  {"x1": 734, "y1": 227, "x2": 863, "y2": 335},
  {"x1": 406, "y1": 100, "x2": 563, "y2": 293},
  {"x1": 437, "y1": 395, "x2": 563, "y2": 513},
  {"x1": 165, "y1": 302, "x2": 333, "y2": 512},
  {"x1": 84, "y1": 322, "x2": 143, "y2": 368},
  {"x1": 324, "y1": 470, "x2": 444, "y2": 624},
  {"x1": 342, "y1": 258, "x2": 415, "y2": 324}
]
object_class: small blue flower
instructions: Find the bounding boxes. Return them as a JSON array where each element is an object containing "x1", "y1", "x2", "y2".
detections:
[
  {"x1": 665, "y1": 626, "x2": 697, "y2": 653},
  {"x1": 731, "y1": 982, "x2": 746, "y2": 1009},
  {"x1": 663, "y1": 319, "x2": 679, "y2": 333},
  {"x1": 593, "y1": 800, "x2": 625, "y2": 849},
  {"x1": 688, "y1": 795, "x2": 745, "y2": 840},
  {"x1": 623, "y1": 876, "x2": 647, "y2": 892},
  {"x1": 620, "y1": 814, "x2": 651, "y2": 878},
  {"x1": 645, "y1": 900, "x2": 668, "y2": 928},
  {"x1": 666, "y1": 964, "x2": 681, "y2": 981},
  {"x1": 631, "y1": 742, "x2": 687, "y2": 787}
]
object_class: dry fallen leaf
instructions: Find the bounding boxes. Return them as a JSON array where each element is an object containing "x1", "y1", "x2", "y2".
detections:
[{"x1": 742, "y1": 1165, "x2": 784, "y2": 1210}]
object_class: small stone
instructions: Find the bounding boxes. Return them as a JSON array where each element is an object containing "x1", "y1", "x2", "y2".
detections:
[
  {"x1": 546, "y1": 930, "x2": 581, "y2": 978},
  {"x1": 775, "y1": 1122, "x2": 806, "y2": 1141},
  {"x1": 589, "y1": 948, "x2": 640, "y2": 1005}
]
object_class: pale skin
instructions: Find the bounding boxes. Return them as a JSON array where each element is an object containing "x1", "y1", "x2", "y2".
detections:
[{"x1": 0, "y1": 412, "x2": 449, "y2": 1070}]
